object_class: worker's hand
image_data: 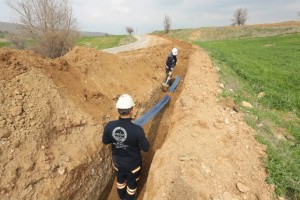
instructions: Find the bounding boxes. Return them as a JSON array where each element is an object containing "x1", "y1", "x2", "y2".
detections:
[{"x1": 168, "y1": 71, "x2": 172, "y2": 76}]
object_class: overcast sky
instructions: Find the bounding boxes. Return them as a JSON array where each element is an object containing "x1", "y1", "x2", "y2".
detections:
[{"x1": 1, "y1": 0, "x2": 299, "y2": 34}]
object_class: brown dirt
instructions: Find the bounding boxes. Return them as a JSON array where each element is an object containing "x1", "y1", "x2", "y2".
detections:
[{"x1": 0, "y1": 34, "x2": 274, "y2": 200}]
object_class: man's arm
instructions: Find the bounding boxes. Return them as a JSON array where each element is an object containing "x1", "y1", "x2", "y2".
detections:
[
  {"x1": 138, "y1": 128, "x2": 150, "y2": 152},
  {"x1": 166, "y1": 56, "x2": 173, "y2": 69},
  {"x1": 173, "y1": 56, "x2": 177, "y2": 68},
  {"x1": 102, "y1": 125, "x2": 111, "y2": 144}
]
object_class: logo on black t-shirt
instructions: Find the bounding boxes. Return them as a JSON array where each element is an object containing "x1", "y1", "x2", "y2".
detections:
[{"x1": 112, "y1": 127, "x2": 127, "y2": 142}]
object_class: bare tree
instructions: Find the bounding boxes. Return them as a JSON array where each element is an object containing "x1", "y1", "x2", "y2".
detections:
[
  {"x1": 126, "y1": 26, "x2": 134, "y2": 35},
  {"x1": 7, "y1": 0, "x2": 79, "y2": 58},
  {"x1": 232, "y1": 8, "x2": 248, "y2": 26},
  {"x1": 163, "y1": 14, "x2": 171, "y2": 34}
]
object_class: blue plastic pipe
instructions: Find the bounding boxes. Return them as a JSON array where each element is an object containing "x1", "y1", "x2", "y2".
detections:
[
  {"x1": 169, "y1": 76, "x2": 181, "y2": 93},
  {"x1": 134, "y1": 94, "x2": 170, "y2": 127},
  {"x1": 134, "y1": 75, "x2": 181, "y2": 127}
]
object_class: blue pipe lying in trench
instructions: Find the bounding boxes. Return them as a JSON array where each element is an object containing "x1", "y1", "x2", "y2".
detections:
[
  {"x1": 169, "y1": 76, "x2": 181, "y2": 93},
  {"x1": 134, "y1": 94, "x2": 170, "y2": 127},
  {"x1": 134, "y1": 76, "x2": 181, "y2": 127}
]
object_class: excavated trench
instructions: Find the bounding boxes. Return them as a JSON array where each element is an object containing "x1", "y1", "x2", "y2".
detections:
[
  {"x1": 93, "y1": 37, "x2": 191, "y2": 199},
  {"x1": 104, "y1": 87, "x2": 186, "y2": 200},
  {"x1": 90, "y1": 36, "x2": 193, "y2": 199},
  {"x1": 105, "y1": 51, "x2": 190, "y2": 200}
]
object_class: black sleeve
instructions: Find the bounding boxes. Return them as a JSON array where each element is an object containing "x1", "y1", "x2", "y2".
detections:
[
  {"x1": 137, "y1": 128, "x2": 150, "y2": 152},
  {"x1": 102, "y1": 124, "x2": 111, "y2": 145},
  {"x1": 166, "y1": 56, "x2": 173, "y2": 68},
  {"x1": 173, "y1": 56, "x2": 177, "y2": 67},
  {"x1": 170, "y1": 56, "x2": 177, "y2": 70}
]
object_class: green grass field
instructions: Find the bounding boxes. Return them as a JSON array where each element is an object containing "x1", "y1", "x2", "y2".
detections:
[
  {"x1": 76, "y1": 35, "x2": 136, "y2": 50},
  {"x1": 0, "y1": 33, "x2": 9, "y2": 47},
  {"x1": 0, "y1": 42, "x2": 9, "y2": 47},
  {"x1": 196, "y1": 33, "x2": 300, "y2": 199}
]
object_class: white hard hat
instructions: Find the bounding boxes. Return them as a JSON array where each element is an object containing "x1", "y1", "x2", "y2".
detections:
[
  {"x1": 116, "y1": 94, "x2": 135, "y2": 109},
  {"x1": 172, "y1": 48, "x2": 178, "y2": 56}
]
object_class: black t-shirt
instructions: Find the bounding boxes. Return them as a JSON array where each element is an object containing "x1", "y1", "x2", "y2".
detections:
[
  {"x1": 165, "y1": 53, "x2": 177, "y2": 70},
  {"x1": 102, "y1": 117, "x2": 150, "y2": 170}
]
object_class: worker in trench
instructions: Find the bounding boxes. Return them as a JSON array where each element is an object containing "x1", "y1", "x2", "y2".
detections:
[
  {"x1": 165, "y1": 47, "x2": 178, "y2": 87},
  {"x1": 102, "y1": 94, "x2": 150, "y2": 200}
]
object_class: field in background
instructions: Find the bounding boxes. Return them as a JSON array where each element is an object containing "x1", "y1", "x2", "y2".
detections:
[
  {"x1": 191, "y1": 30, "x2": 300, "y2": 198},
  {"x1": 0, "y1": 42, "x2": 9, "y2": 47},
  {"x1": 157, "y1": 21, "x2": 300, "y2": 42},
  {"x1": 76, "y1": 35, "x2": 136, "y2": 50}
]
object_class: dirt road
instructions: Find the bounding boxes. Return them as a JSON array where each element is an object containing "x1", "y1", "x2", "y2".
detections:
[
  {"x1": 103, "y1": 34, "x2": 150, "y2": 54},
  {"x1": 0, "y1": 34, "x2": 274, "y2": 200}
]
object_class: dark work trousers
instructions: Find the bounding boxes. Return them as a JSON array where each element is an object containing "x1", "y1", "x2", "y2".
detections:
[{"x1": 113, "y1": 163, "x2": 141, "y2": 200}]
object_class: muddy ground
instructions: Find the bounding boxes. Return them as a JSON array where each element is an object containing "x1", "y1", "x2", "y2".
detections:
[{"x1": 0, "y1": 35, "x2": 274, "y2": 200}]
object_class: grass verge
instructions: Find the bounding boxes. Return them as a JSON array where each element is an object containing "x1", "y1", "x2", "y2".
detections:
[
  {"x1": 196, "y1": 33, "x2": 300, "y2": 199},
  {"x1": 0, "y1": 42, "x2": 9, "y2": 48},
  {"x1": 76, "y1": 35, "x2": 136, "y2": 50}
]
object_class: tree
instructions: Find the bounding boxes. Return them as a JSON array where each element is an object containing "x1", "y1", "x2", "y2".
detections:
[
  {"x1": 232, "y1": 8, "x2": 248, "y2": 26},
  {"x1": 163, "y1": 14, "x2": 171, "y2": 34},
  {"x1": 7, "y1": 0, "x2": 79, "y2": 58},
  {"x1": 126, "y1": 26, "x2": 134, "y2": 35}
]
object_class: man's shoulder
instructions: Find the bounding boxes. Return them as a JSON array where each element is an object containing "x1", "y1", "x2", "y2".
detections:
[
  {"x1": 131, "y1": 123, "x2": 145, "y2": 134},
  {"x1": 104, "y1": 120, "x2": 119, "y2": 127}
]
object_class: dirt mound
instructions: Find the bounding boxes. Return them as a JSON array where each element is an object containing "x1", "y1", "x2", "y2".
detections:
[{"x1": 0, "y1": 47, "x2": 113, "y2": 199}]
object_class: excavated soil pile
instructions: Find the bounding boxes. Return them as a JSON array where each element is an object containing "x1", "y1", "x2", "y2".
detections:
[{"x1": 0, "y1": 36, "x2": 193, "y2": 200}]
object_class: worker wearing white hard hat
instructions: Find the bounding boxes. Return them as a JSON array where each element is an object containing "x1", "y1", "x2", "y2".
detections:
[
  {"x1": 165, "y1": 47, "x2": 178, "y2": 87},
  {"x1": 102, "y1": 94, "x2": 150, "y2": 200}
]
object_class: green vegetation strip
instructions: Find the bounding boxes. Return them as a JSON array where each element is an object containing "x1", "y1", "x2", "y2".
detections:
[
  {"x1": 0, "y1": 42, "x2": 9, "y2": 48},
  {"x1": 76, "y1": 35, "x2": 136, "y2": 50},
  {"x1": 196, "y1": 33, "x2": 300, "y2": 199}
]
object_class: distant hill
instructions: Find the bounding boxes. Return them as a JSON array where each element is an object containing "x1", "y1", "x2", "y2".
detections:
[
  {"x1": 79, "y1": 31, "x2": 112, "y2": 37},
  {"x1": 0, "y1": 21, "x2": 111, "y2": 36},
  {"x1": 0, "y1": 21, "x2": 19, "y2": 34}
]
